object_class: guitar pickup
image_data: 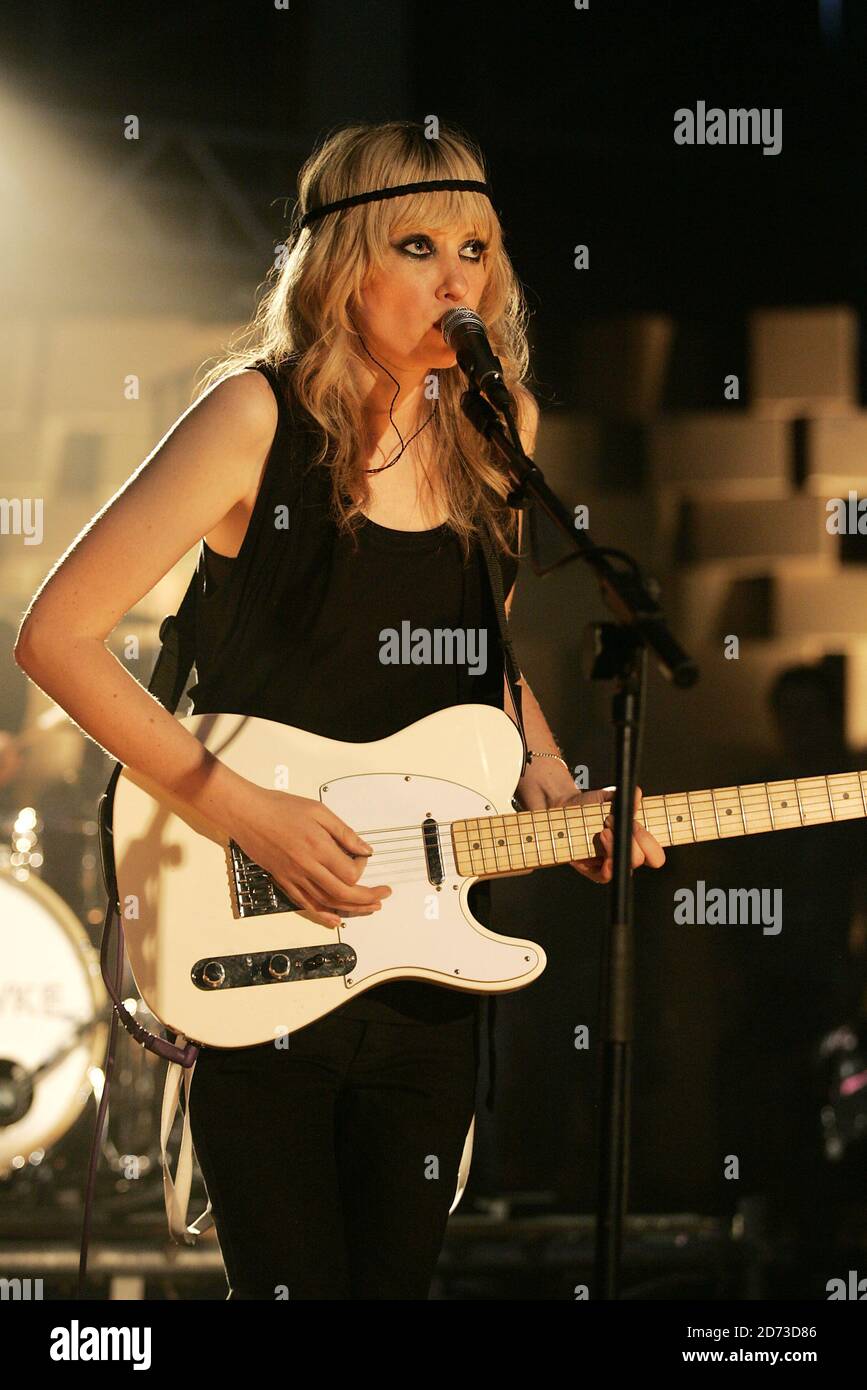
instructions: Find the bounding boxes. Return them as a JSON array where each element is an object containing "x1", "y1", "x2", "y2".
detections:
[
  {"x1": 422, "y1": 816, "x2": 444, "y2": 886},
  {"x1": 191, "y1": 944, "x2": 357, "y2": 991}
]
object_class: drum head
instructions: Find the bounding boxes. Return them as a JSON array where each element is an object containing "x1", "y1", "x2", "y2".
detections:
[{"x1": 0, "y1": 869, "x2": 108, "y2": 1173}]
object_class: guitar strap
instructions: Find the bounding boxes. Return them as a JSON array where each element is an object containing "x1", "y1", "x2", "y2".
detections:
[
  {"x1": 471, "y1": 516, "x2": 529, "y2": 1114},
  {"x1": 477, "y1": 517, "x2": 528, "y2": 777}
]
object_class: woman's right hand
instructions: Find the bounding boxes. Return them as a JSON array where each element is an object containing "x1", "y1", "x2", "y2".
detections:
[{"x1": 228, "y1": 785, "x2": 392, "y2": 929}]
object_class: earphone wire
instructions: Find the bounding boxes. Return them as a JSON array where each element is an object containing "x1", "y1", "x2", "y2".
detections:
[{"x1": 349, "y1": 310, "x2": 438, "y2": 474}]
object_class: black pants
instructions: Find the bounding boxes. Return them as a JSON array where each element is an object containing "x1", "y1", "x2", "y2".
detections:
[{"x1": 185, "y1": 1007, "x2": 479, "y2": 1299}]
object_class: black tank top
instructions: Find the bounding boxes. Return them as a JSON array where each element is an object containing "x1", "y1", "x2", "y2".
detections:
[{"x1": 186, "y1": 360, "x2": 519, "y2": 1027}]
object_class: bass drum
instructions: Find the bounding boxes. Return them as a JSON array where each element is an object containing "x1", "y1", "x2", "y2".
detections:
[{"x1": 0, "y1": 867, "x2": 108, "y2": 1175}]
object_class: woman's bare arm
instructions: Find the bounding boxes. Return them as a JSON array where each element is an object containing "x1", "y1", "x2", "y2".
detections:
[{"x1": 13, "y1": 369, "x2": 279, "y2": 836}]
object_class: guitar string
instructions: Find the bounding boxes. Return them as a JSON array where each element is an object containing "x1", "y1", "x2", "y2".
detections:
[
  {"x1": 255, "y1": 780, "x2": 864, "y2": 894},
  {"x1": 245, "y1": 784, "x2": 867, "y2": 891},
  {"x1": 309, "y1": 795, "x2": 861, "y2": 878},
  {"x1": 334, "y1": 788, "x2": 864, "y2": 878},
  {"x1": 245, "y1": 785, "x2": 866, "y2": 901},
  {"x1": 355, "y1": 786, "x2": 866, "y2": 846},
  {"x1": 355, "y1": 778, "x2": 866, "y2": 835}
]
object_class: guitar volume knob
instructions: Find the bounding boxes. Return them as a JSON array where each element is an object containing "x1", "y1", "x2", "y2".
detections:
[{"x1": 268, "y1": 953, "x2": 292, "y2": 980}]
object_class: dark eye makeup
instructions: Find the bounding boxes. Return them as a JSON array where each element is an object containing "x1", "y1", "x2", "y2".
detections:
[{"x1": 394, "y1": 234, "x2": 488, "y2": 261}]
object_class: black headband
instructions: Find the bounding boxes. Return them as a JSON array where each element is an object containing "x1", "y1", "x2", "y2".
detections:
[{"x1": 298, "y1": 178, "x2": 495, "y2": 230}]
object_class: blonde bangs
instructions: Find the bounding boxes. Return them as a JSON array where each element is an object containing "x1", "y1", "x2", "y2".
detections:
[{"x1": 385, "y1": 188, "x2": 498, "y2": 243}]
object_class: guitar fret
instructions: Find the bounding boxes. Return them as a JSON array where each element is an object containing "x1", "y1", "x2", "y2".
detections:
[
  {"x1": 467, "y1": 818, "x2": 481, "y2": 873},
  {"x1": 479, "y1": 817, "x2": 494, "y2": 874},
  {"x1": 643, "y1": 797, "x2": 671, "y2": 847},
  {"x1": 548, "y1": 809, "x2": 570, "y2": 864},
  {"x1": 686, "y1": 792, "x2": 697, "y2": 842},
  {"x1": 465, "y1": 818, "x2": 478, "y2": 872},
  {"x1": 577, "y1": 804, "x2": 595, "y2": 857},
  {"x1": 511, "y1": 811, "x2": 525, "y2": 861},
  {"x1": 510, "y1": 818, "x2": 528, "y2": 866},
  {"x1": 490, "y1": 813, "x2": 510, "y2": 872},
  {"x1": 564, "y1": 809, "x2": 576, "y2": 859},
  {"x1": 795, "y1": 776, "x2": 832, "y2": 825},
  {"x1": 517, "y1": 811, "x2": 541, "y2": 867},
  {"x1": 548, "y1": 808, "x2": 572, "y2": 863},
  {"x1": 480, "y1": 816, "x2": 494, "y2": 872},
  {"x1": 736, "y1": 785, "x2": 747, "y2": 833},
  {"x1": 860, "y1": 772, "x2": 867, "y2": 818},
  {"x1": 491, "y1": 816, "x2": 507, "y2": 863},
  {"x1": 744, "y1": 784, "x2": 773, "y2": 833},
  {"x1": 770, "y1": 782, "x2": 798, "y2": 828},
  {"x1": 685, "y1": 790, "x2": 717, "y2": 842},
  {"x1": 515, "y1": 813, "x2": 527, "y2": 869},
  {"x1": 542, "y1": 809, "x2": 555, "y2": 862},
  {"x1": 505, "y1": 815, "x2": 525, "y2": 868},
  {"x1": 593, "y1": 803, "x2": 604, "y2": 851},
  {"x1": 469, "y1": 817, "x2": 491, "y2": 872},
  {"x1": 766, "y1": 783, "x2": 775, "y2": 830},
  {"x1": 549, "y1": 808, "x2": 559, "y2": 856},
  {"x1": 828, "y1": 774, "x2": 863, "y2": 821},
  {"x1": 663, "y1": 796, "x2": 673, "y2": 842},
  {"x1": 663, "y1": 793, "x2": 691, "y2": 844},
  {"x1": 794, "y1": 781, "x2": 805, "y2": 825},
  {"x1": 825, "y1": 774, "x2": 835, "y2": 820},
  {"x1": 713, "y1": 788, "x2": 736, "y2": 837}
]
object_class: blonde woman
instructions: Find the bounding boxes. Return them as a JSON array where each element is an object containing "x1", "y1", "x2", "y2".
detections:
[{"x1": 15, "y1": 120, "x2": 664, "y2": 1299}]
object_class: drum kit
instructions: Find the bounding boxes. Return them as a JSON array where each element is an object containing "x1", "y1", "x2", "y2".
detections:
[{"x1": 0, "y1": 704, "x2": 180, "y2": 1228}]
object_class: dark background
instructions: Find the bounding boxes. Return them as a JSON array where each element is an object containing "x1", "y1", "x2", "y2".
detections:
[{"x1": 4, "y1": 1, "x2": 864, "y2": 351}]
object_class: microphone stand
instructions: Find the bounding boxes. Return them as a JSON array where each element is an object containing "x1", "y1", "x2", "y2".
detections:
[{"x1": 460, "y1": 387, "x2": 699, "y2": 1299}]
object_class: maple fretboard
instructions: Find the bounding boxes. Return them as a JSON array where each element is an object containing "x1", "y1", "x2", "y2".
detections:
[{"x1": 451, "y1": 771, "x2": 867, "y2": 876}]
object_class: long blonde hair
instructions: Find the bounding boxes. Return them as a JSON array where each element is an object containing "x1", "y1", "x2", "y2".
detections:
[{"x1": 195, "y1": 120, "x2": 537, "y2": 560}]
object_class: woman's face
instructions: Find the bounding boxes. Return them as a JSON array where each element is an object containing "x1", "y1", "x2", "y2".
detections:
[{"x1": 353, "y1": 220, "x2": 490, "y2": 371}]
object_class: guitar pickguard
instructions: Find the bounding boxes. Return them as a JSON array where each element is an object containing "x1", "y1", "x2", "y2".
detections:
[{"x1": 320, "y1": 772, "x2": 536, "y2": 988}]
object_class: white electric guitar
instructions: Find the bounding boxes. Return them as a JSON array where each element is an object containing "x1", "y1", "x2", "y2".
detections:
[{"x1": 111, "y1": 702, "x2": 867, "y2": 1048}]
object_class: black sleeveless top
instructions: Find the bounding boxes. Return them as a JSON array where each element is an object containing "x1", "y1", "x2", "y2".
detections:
[{"x1": 186, "y1": 360, "x2": 520, "y2": 1029}]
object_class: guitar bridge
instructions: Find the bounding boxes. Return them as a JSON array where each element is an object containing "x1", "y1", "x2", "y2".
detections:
[{"x1": 228, "y1": 840, "x2": 299, "y2": 917}]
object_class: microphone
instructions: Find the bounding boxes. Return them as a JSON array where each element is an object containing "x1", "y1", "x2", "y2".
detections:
[{"x1": 439, "y1": 307, "x2": 514, "y2": 415}]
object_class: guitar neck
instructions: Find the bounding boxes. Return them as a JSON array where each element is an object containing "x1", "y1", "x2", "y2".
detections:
[{"x1": 451, "y1": 770, "x2": 867, "y2": 877}]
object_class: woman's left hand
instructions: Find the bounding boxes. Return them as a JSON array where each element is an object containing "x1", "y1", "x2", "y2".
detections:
[
  {"x1": 555, "y1": 785, "x2": 666, "y2": 884},
  {"x1": 514, "y1": 759, "x2": 666, "y2": 884}
]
